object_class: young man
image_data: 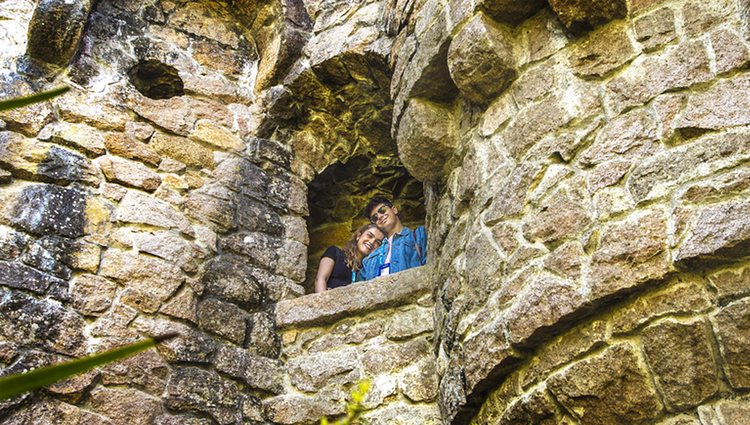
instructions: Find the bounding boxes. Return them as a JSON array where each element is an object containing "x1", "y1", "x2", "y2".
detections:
[{"x1": 357, "y1": 196, "x2": 427, "y2": 281}]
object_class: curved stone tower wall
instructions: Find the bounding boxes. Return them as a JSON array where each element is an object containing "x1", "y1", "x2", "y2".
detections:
[{"x1": 383, "y1": 0, "x2": 750, "y2": 423}]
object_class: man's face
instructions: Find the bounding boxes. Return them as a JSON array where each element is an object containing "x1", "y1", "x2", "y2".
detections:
[{"x1": 369, "y1": 203, "x2": 398, "y2": 232}]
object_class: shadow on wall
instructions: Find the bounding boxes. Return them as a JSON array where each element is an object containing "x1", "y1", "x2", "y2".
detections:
[{"x1": 304, "y1": 156, "x2": 425, "y2": 293}]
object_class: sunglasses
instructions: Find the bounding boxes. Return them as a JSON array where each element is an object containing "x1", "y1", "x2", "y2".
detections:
[{"x1": 369, "y1": 205, "x2": 389, "y2": 224}]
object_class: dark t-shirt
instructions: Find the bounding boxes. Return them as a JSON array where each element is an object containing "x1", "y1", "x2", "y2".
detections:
[{"x1": 322, "y1": 246, "x2": 353, "y2": 289}]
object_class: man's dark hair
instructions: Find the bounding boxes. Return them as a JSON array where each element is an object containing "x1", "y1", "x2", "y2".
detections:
[{"x1": 362, "y1": 196, "x2": 392, "y2": 219}]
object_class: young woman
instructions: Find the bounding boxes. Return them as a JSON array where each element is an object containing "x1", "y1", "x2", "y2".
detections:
[{"x1": 314, "y1": 223, "x2": 386, "y2": 293}]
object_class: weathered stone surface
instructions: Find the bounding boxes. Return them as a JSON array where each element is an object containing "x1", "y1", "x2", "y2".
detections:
[
  {"x1": 641, "y1": 318, "x2": 719, "y2": 409},
  {"x1": 520, "y1": 9, "x2": 569, "y2": 64},
  {"x1": 151, "y1": 131, "x2": 215, "y2": 169},
  {"x1": 679, "y1": 167, "x2": 750, "y2": 204},
  {"x1": 276, "y1": 267, "x2": 430, "y2": 328},
  {"x1": 711, "y1": 28, "x2": 750, "y2": 74},
  {"x1": 675, "y1": 73, "x2": 750, "y2": 134},
  {"x1": 712, "y1": 297, "x2": 750, "y2": 389},
  {"x1": 548, "y1": 0, "x2": 626, "y2": 33},
  {"x1": 361, "y1": 401, "x2": 442, "y2": 425},
  {"x1": 104, "y1": 133, "x2": 161, "y2": 167},
  {"x1": 579, "y1": 107, "x2": 659, "y2": 166},
  {"x1": 26, "y1": 0, "x2": 93, "y2": 65},
  {"x1": 165, "y1": 367, "x2": 241, "y2": 425},
  {"x1": 0, "y1": 290, "x2": 87, "y2": 356},
  {"x1": 0, "y1": 260, "x2": 66, "y2": 295},
  {"x1": 275, "y1": 238, "x2": 307, "y2": 282},
  {"x1": 495, "y1": 388, "x2": 559, "y2": 424},
  {"x1": 112, "y1": 228, "x2": 199, "y2": 272},
  {"x1": 522, "y1": 320, "x2": 607, "y2": 389},
  {"x1": 386, "y1": 307, "x2": 433, "y2": 340},
  {"x1": 101, "y1": 349, "x2": 169, "y2": 395},
  {"x1": 522, "y1": 184, "x2": 592, "y2": 244},
  {"x1": 0, "y1": 226, "x2": 29, "y2": 261},
  {"x1": 0, "y1": 132, "x2": 100, "y2": 187},
  {"x1": 160, "y1": 287, "x2": 198, "y2": 323},
  {"x1": 363, "y1": 337, "x2": 432, "y2": 375},
  {"x1": 38, "y1": 122, "x2": 106, "y2": 157},
  {"x1": 3, "y1": 398, "x2": 113, "y2": 424},
  {"x1": 202, "y1": 255, "x2": 263, "y2": 308},
  {"x1": 197, "y1": 298, "x2": 247, "y2": 344},
  {"x1": 22, "y1": 236, "x2": 97, "y2": 279},
  {"x1": 1, "y1": 184, "x2": 89, "y2": 238},
  {"x1": 698, "y1": 399, "x2": 750, "y2": 425},
  {"x1": 399, "y1": 357, "x2": 439, "y2": 402},
  {"x1": 462, "y1": 314, "x2": 522, "y2": 395},
  {"x1": 100, "y1": 249, "x2": 183, "y2": 302},
  {"x1": 569, "y1": 23, "x2": 636, "y2": 77},
  {"x1": 676, "y1": 199, "x2": 750, "y2": 263},
  {"x1": 543, "y1": 240, "x2": 584, "y2": 280},
  {"x1": 90, "y1": 387, "x2": 162, "y2": 425},
  {"x1": 587, "y1": 160, "x2": 631, "y2": 193},
  {"x1": 628, "y1": 131, "x2": 750, "y2": 202},
  {"x1": 708, "y1": 265, "x2": 750, "y2": 301},
  {"x1": 189, "y1": 119, "x2": 245, "y2": 152},
  {"x1": 97, "y1": 156, "x2": 161, "y2": 192},
  {"x1": 235, "y1": 195, "x2": 284, "y2": 235},
  {"x1": 46, "y1": 368, "x2": 98, "y2": 404},
  {"x1": 606, "y1": 40, "x2": 712, "y2": 114},
  {"x1": 611, "y1": 274, "x2": 712, "y2": 334},
  {"x1": 247, "y1": 311, "x2": 281, "y2": 358},
  {"x1": 115, "y1": 190, "x2": 191, "y2": 232},
  {"x1": 547, "y1": 343, "x2": 662, "y2": 424},
  {"x1": 396, "y1": 99, "x2": 458, "y2": 182},
  {"x1": 215, "y1": 345, "x2": 284, "y2": 393},
  {"x1": 70, "y1": 274, "x2": 117, "y2": 316},
  {"x1": 681, "y1": 0, "x2": 735, "y2": 38},
  {"x1": 264, "y1": 394, "x2": 344, "y2": 425},
  {"x1": 588, "y1": 209, "x2": 670, "y2": 299},
  {"x1": 633, "y1": 7, "x2": 676, "y2": 51},
  {"x1": 289, "y1": 347, "x2": 360, "y2": 392},
  {"x1": 447, "y1": 13, "x2": 515, "y2": 104},
  {"x1": 506, "y1": 274, "x2": 586, "y2": 346}
]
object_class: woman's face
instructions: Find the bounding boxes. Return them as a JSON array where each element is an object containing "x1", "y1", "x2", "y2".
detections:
[{"x1": 356, "y1": 227, "x2": 385, "y2": 256}]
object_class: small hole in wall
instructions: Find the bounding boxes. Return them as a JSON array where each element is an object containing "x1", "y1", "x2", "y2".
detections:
[
  {"x1": 127, "y1": 59, "x2": 184, "y2": 99},
  {"x1": 304, "y1": 156, "x2": 425, "y2": 293}
]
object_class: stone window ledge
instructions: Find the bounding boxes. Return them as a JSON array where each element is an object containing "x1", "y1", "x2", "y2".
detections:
[{"x1": 275, "y1": 266, "x2": 431, "y2": 329}]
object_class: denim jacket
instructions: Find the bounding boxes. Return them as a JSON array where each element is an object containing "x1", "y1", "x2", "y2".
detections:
[{"x1": 357, "y1": 225, "x2": 427, "y2": 281}]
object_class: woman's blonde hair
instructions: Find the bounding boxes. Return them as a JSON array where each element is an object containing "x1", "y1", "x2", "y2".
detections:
[{"x1": 343, "y1": 223, "x2": 385, "y2": 271}]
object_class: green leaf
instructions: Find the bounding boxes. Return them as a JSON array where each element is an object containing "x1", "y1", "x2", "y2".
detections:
[
  {"x1": 0, "y1": 86, "x2": 70, "y2": 112},
  {"x1": 0, "y1": 332, "x2": 177, "y2": 400}
]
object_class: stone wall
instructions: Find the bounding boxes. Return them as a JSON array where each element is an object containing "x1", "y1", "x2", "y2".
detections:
[
  {"x1": 269, "y1": 267, "x2": 440, "y2": 424},
  {"x1": 0, "y1": 0, "x2": 309, "y2": 423},
  {"x1": 383, "y1": 0, "x2": 750, "y2": 422},
  {"x1": 2, "y1": 0, "x2": 750, "y2": 423}
]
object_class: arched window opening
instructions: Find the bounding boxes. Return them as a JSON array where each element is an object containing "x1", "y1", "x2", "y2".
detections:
[{"x1": 304, "y1": 155, "x2": 425, "y2": 293}]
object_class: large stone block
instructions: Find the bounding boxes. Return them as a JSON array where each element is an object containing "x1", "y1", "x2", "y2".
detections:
[
  {"x1": 100, "y1": 349, "x2": 169, "y2": 395},
  {"x1": 215, "y1": 345, "x2": 284, "y2": 393},
  {"x1": 38, "y1": 122, "x2": 106, "y2": 157},
  {"x1": 90, "y1": 387, "x2": 162, "y2": 425},
  {"x1": 289, "y1": 347, "x2": 360, "y2": 392},
  {"x1": 363, "y1": 338, "x2": 433, "y2": 375},
  {"x1": 641, "y1": 318, "x2": 719, "y2": 410},
  {"x1": 26, "y1": 0, "x2": 93, "y2": 65},
  {"x1": 462, "y1": 314, "x2": 522, "y2": 394},
  {"x1": 522, "y1": 184, "x2": 592, "y2": 244},
  {"x1": 676, "y1": 199, "x2": 750, "y2": 263},
  {"x1": 548, "y1": 0, "x2": 626, "y2": 33},
  {"x1": 0, "y1": 290, "x2": 87, "y2": 356},
  {"x1": 698, "y1": 399, "x2": 750, "y2": 425},
  {"x1": 447, "y1": 13, "x2": 516, "y2": 104},
  {"x1": 3, "y1": 398, "x2": 113, "y2": 424},
  {"x1": 2, "y1": 184, "x2": 88, "y2": 238},
  {"x1": 114, "y1": 190, "x2": 191, "y2": 232},
  {"x1": 0, "y1": 132, "x2": 100, "y2": 187},
  {"x1": 264, "y1": 394, "x2": 344, "y2": 425},
  {"x1": 708, "y1": 265, "x2": 750, "y2": 302},
  {"x1": 396, "y1": 99, "x2": 458, "y2": 182},
  {"x1": 610, "y1": 274, "x2": 712, "y2": 334},
  {"x1": 97, "y1": 156, "x2": 161, "y2": 192},
  {"x1": 588, "y1": 209, "x2": 670, "y2": 300},
  {"x1": 628, "y1": 131, "x2": 750, "y2": 203},
  {"x1": 197, "y1": 298, "x2": 247, "y2": 344},
  {"x1": 0, "y1": 260, "x2": 66, "y2": 295},
  {"x1": 478, "y1": 0, "x2": 547, "y2": 25},
  {"x1": 100, "y1": 249, "x2": 183, "y2": 302},
  {"x1": 712, "y1": 297, "x2": 750, "y2": 389},
  {"x1": 606, "y1": 40, "x2": 712, "y2": 114},
  {"x1": 547, "y1": 343, "x2": 663, "y2": 424},
  {"x1": 247, "y1": 311, "x2": 281, "y2": 358},
  {"x1": 150, "y1": 131, "x2": 215, "y2": 169},
  {"x1": 202, "y1": 255, "x2": 264, "y2": 308},
  {"x1": 506, "y1": 274, "x2": 586, "y2": 346},
  {"x1": 104, "y1": 132, "x2": 161, "y2": 167},
  {"x1": 578, "y1": 107, "x2": 659, "y2": 167},
  {"x1": 568, "y1": 23, "x2": 636, "y2": 77},
  {"x1": 165, "y1": 367, "x2": 242, "y2": 425},
  {"x1": 675, "y1": 73, "x2": 750, "y2": 134},
  {"x1": 633, "y1": 7, "x2": 676, "y2": 52},
  {"x1": 112, "y1": 228, "x2": 200, "y2": 273}
]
